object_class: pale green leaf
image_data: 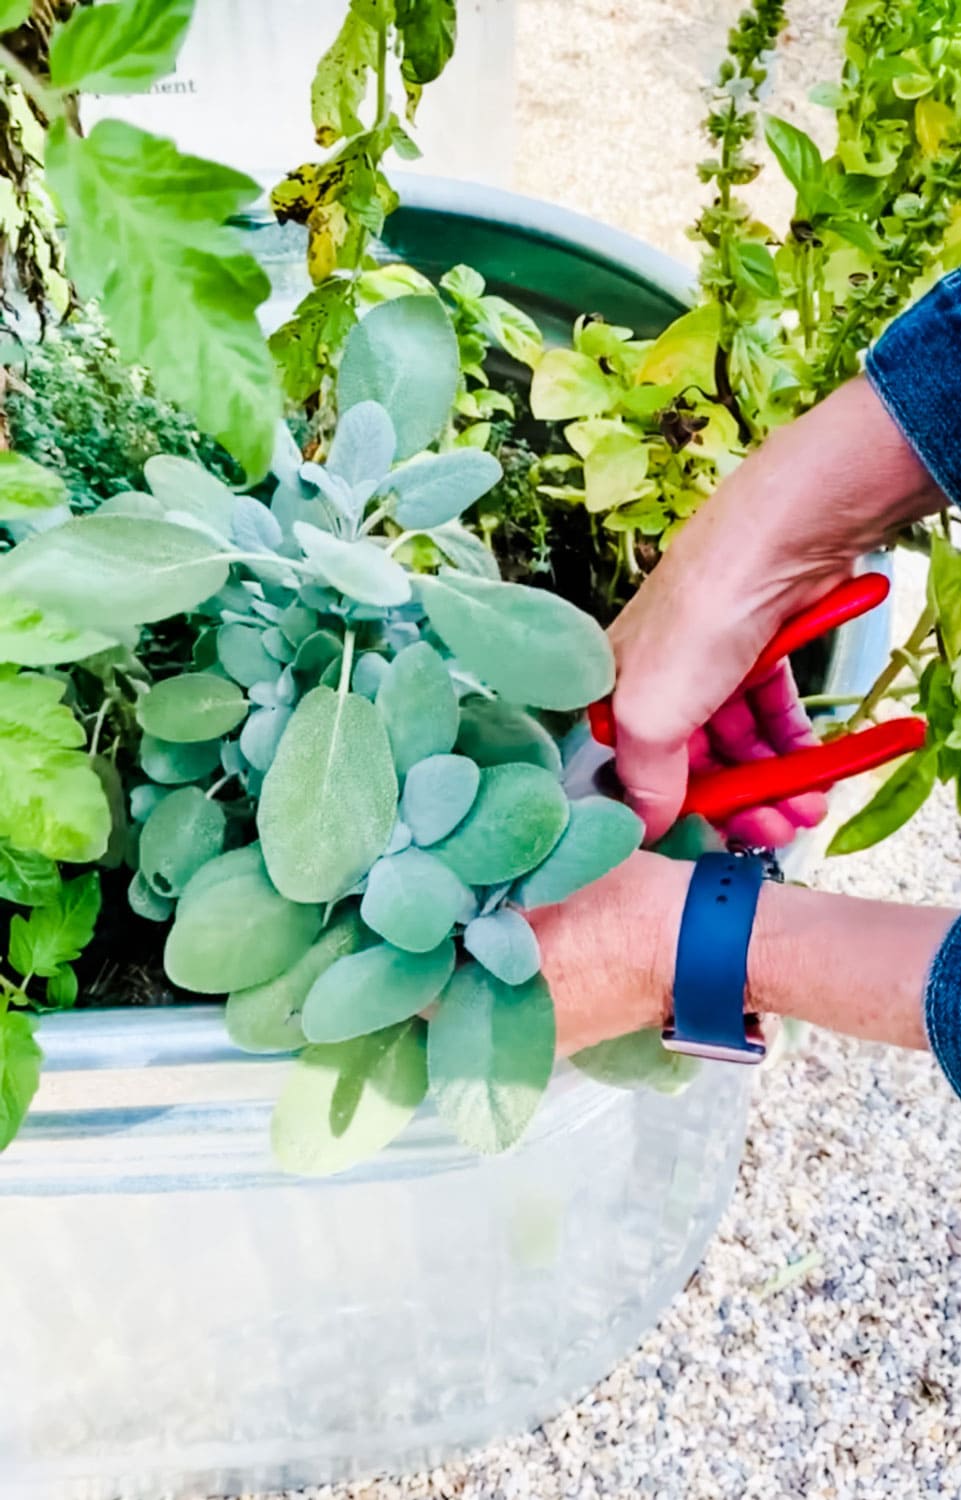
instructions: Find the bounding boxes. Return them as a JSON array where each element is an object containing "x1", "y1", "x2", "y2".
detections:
[
  {"x1": 456, "y1": 698, "x2": 562, "y2": 776},
  {"x1": 144, "y1": 454, "x2": 235, "y2": 535},
  {"x1": 139, "y1": 785, "x2": 225, "y2": 897},
  {"x1": 635, "y1": 304, "x2": 720, "y2": 388},
  {"x1": 0, "y1": 673, "x2": 110, "y2": 862},
  {"x1": 140, "y1": 733, "x2": 222, "y2": 785},
  {"x1": 361, "y1": 849, "x2": 470, "y2": 952},
  {"x1": 515, "y1": 796, "x2": 643, "y2": 908},
  {"x1": 271, "y1": 1019, "x2": 428, "y2": 1176},
  {"x1": 327, "y1": 400, "x2": 396, "y2": 490},
  {"x1": 8, "y1": 872, "x2": 101, "y2": 980},
  {"x1": 0, "y1": 1010, "x2": 42, "y2": 1153},
  {"x1": 128, "y1": 869, "x2": 175, "y2": 922},
  {"x1": 258, "y1": 685, "x2": 397, "y2": 902},
  {"x1": 566, "y1": 422, "x2": 650, "y2": 514},
  {"x1": 572, "y1": 1028, "x2": 700, "y2": 1094},
  {"x1": 0, "y1": 452, "x2": 66, "y2": 519},
  {"x1": 389, "y1": 450, "x2": 502, "y2": 529},
  {"x1": 463, "y1": 910, "x2": 541, "y2": 986},
  {"x1": 0, "y1": 515, "x2": 230, "y2": 633},
  {"x1": 226, "y1": 909, "x2": 367, "y2": 1054},
  {"x1": 49, "y1": 0, "x2": 193, "y2": 93},
  {"x1": 47, "y1": 119, "x2": 279, "y2": 481},
  {"x1": 217, "y1": 623, "x2": 280, "y2": 688},
  {"x1": 338, "y1": 296, "x2": 459, "y2": 460},
  {"x1": 239, "y1": 705, "x2": 292, "y2": 772},
  {"x1": 929, "y1": 534, "x2": 961, "y2": 664},
  {"x1": 417, "y1": 572, "x2": 614, "y2": 711},
  {"x1": 399, "y1": 752, "x2": 479, "y2": 845},
  {"x1": 301, "y1": 939, "x2": 455, "y2": 1043},
  {"x1": 294, "y1": 523, "x2": 412, "y2": 607},
  {"x1": 0, "y1": 0, "x2": 31, "y2": 31},
  {"x1": 479, "y1": 295, "x2": 543, "y2": 367},
  {"x1": 764, "y1": 116, "x2": 824, "y2": 213},
  {"x1": 0, "y1": 841, "x2": 61, "y2": 907},
  {"x1": 530, "y1": 349, "x2": 616, "y2": 421},
  {"x1": 137, "y1": 673, "x2": 247, "y2": 744},
  {"x1": 434, "y1": 763, "x2": 568, "y2": 885},
  {"x1": 427, "y1": 965, "x2": 555, "y2": 1153},
  {"x1": 0, "y1": 592, "x2": 115, "y2": 668},
  {"x1": 164, "y1": 848, "x2": 320, "y2": 994},
  {"x1": 376, "y1": 641, "x2": 458, "y2": 776}
]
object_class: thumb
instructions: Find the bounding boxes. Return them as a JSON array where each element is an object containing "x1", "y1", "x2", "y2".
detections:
[{"x1": 612, "y1": 697, "x2": 691, "y2": 845}]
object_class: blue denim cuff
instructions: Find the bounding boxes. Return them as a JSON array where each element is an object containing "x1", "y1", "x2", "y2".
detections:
[
  {"x1": 924, "y1": 913, "x2": 961, "y2": 1099},
  {"x1": 865, "y1": 269, "x2": 961, "y2": 507}
]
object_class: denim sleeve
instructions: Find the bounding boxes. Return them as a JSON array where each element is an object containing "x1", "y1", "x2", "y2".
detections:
[
  {"x1": 865, "y1": 269, "x2": 961, "y2": 505},
  {"x1": 925, "y1": 916, "x2": 961, "y2": 1099}
]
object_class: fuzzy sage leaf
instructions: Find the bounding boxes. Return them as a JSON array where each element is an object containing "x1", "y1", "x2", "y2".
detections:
[{"x1": 302, "y1": 939, "x2": 455, "y2": 1044}]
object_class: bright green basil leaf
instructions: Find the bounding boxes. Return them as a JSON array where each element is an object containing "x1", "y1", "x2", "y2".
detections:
[
  {"x1": 478, "y1": 295, "x2": 543, "y2": 367},
  {"x1": 514, "y1": 796, "x2": 642, "y2": 908},
  {"x1": 417, "y1": 572, "x2": 614, "y2": 711},
  {"x1": 302, "y1": 939, "x2": 455, "y2": 1044},
  {"x1": 376, "y1": 641, "x2": 458, "y2": 776},
  {"x1": 361, "y1": 849, "x2": 470, "y2": 952},
  {"x1": 0, "y1": 1010, "x2": 42, "y2": 1154},
  {"x1": 271, "y1": 1019, "x2": 428, "y2": 1176},
  {"x1": 139, "y1": 785, "x2": 225, "y2": 897},
  {"x1": 164, "y1": 848, "x2": 320, "y2": 993},
  {"x1": 389, "y1": 449, "x2": 502, "y2": 530},
  {"x1": 0, "y1": 0, "x2": 30, "y2": 31},
  {"x1": 337, "y1": 296, "x2": 459, "y2": 460},
  {"x1": 0, "y1": 515, "x2": 230, "y2": 633},
  {"x1": 0, "y1": 592, "x2": 116, "y2": 668},
  {"x1": 827, "y1": 747, "x2": 937, "y2": 855},
  {"x1": 327, "y1": 400, "x2": 396, "y2": 491},
  {"x1": 49, "y1": 0, "x2": 193, "y2": 93},
  {"x1": 572, "y1": 1028, "x2": 700, "y2": 1094},
  {"x1": 226, "y1": 909, "x2": 367, "y2": 1054},
  {"x1": 730, "y1": 240, "x2": 780, "y2": 299},
  {"x1": 0, "y1": 452, "x2": 66, "y2": 518},
  {"x1": 0, "y1": 673, "x2": 110, "y2": 862},
  {"x1": 434, "y1": 762, "x2": 568, "y2": 885},
  {"x1": 47, "y1": 119, "x2": 279, "y2": 481},
  {"x1": 463, "y1": 910, "x2": 541, "y2": 987},
  {"x1": 400, "y1": 752, "x2": 479, "y2": 845},
  {"x1": 529, "y1": 349, "x2": 616, "y2": 421},
  {"x1": 929, "y1": 533, "x2": 961, "y2": 664},
  {"x1": 144, "y1": 454, "x2": 235, "y2": 536},
  {"x1": 428, "y1": 965, "x2": 555, "y2": 1153},
  {"x1": 764, "y1": 115, "x2": 824, "y2": 212},
  {"x1": 396, "y1": 0, "x2": 456, "y2": 86},
  {"x1": 0, "y1": 841, "x2": 61, "y2": 908},
  {"x1": 139, "y1": 733, "x2": 222, "y2": 786},
  {"x1": 137, "y1": 673, "x2": 247, "y2": 744},
  {"x1": 258, "y1": 685, "x2": 397, "y2": 902},
  {"x1": 8, "y1": 872, "x2": 101, "y2": 980},
  {"x1": 456, "y1": 698, "x2": 562, "y2": 777},
  {"x1": 294, "y1": 523, "x2": 412, "y2": 607}
]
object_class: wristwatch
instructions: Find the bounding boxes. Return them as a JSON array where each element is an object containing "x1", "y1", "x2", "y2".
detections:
[{"x1": 661, "y1": 850, "x2": 770, "y2": 1063}]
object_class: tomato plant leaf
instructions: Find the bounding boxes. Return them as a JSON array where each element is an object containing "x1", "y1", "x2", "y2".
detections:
[
  {"x1": 0, "y1": 1010, "x2": 42, "y2": 1153},
  {"x1": 8, "y1": 872, "x2": 101, "y2": 980},
  {"x1": 49, "y1": 0, "x2": 194, "y2": 94}
]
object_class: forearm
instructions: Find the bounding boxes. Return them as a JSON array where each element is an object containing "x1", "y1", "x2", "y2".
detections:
[
  {"x1": 536, "y1": 852, "x2": 958, "y2": 1057},
  {"x1": 749, "y1": 880, "x2": 957, "y2": 1050}
]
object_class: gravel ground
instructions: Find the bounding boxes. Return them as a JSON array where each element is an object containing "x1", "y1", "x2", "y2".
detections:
[{"x1": 223, "y1": 4, "x2": 961, "y2": 1497}]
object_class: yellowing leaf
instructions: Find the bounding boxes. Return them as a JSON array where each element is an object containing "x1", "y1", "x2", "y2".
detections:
[
  {"x1": 565, "y1": 421, "x2": 650, "y2": 513},
  {"x1": 0, "y1": 453, "x2": 65, "y2": 518},
  {"x1": 635, "y1": 304, "x2": 720, "y2": 389},
  {"x1": 529, "y1": 350, "x2": 616, "y2": 421},
  {"x1": 916, "y1": 98, "x2": 954, "y2": 157}
]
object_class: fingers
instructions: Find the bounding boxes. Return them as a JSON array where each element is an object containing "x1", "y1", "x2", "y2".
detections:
[{"x1": 615, "y1": 725, "x2": 690, "y2": 845}]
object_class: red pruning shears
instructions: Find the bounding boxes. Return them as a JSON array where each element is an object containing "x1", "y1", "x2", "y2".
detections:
[{"x1": 585, "y1": 572, "x2": 927, "y2": 824}]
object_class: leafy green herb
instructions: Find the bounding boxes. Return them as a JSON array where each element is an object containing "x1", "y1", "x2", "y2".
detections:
[{"x1": 0, "y1": 1009, "x2": 42, "y2": 1153}]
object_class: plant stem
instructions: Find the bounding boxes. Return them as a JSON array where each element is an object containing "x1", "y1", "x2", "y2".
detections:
[
  {"x1": 0, "y1": 45, "x2": 62, "y2": 121},
  {"x1": 359, "y1": 502, "x2": 392, "y2": 537},
  {"x1": 846, "y1": 605, "x2": 934, "y2": 731},
  {"x1": 375, "y1": 20, "x2": 389, "y2": 126},
  {"x1": 801, "y1": 685, "x2": 918, "y2": 710},
  {"x1": 87, "y1": 698, "x2": 110, "y2": 760},
  {"x1": 338, "y1": 628, "x2": 356, "y2": 698},
  {"x1": 205, "y1": 772, "x2": 236, "y2": 801}
]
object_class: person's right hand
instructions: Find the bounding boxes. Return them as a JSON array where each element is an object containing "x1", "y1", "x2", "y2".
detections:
[{"x1": 608, "y1": 376, "x2": 938, "y2": 847}]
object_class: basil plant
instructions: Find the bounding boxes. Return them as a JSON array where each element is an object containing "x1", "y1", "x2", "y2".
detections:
[{"x1": 0, "y1": 296, "x2": 650, "y2": 1174}]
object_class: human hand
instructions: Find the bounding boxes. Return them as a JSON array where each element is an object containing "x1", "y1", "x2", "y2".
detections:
[{"x1": 609, "y1": 376, "x2": 937, "y2": 846}]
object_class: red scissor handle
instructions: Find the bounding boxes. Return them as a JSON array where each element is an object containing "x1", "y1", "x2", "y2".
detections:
[
  {"x1": 588, "y1": 571, "x2": 927, "y2": 824},
  {"x1": 680, "y1": 716, "x2": 927, "y2": 821}
]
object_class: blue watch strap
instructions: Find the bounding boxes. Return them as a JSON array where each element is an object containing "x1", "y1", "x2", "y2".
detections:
[{"x1": 663, "y1": 852, "x2": 766, "y2": 1063}]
